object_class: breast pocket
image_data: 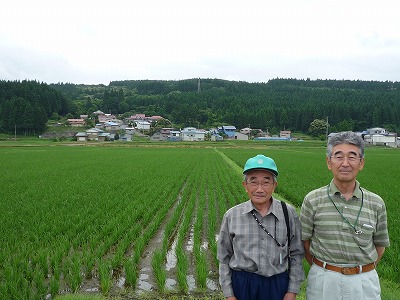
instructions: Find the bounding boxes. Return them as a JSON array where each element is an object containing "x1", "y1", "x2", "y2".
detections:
[{"x1": 353, "y1": 224, "x2": 374, "y2": 247}]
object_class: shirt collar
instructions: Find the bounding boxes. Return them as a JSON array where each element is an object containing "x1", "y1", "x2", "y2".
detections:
[
  {"x1": 329, "y1": 179, "x2": 362, "y2": 199},
  {"x1": 244, "y1": 197, "x2": 280, "y2": 218}
]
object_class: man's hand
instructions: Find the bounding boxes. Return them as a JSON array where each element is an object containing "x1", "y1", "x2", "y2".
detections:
[
  {"x1": 303, "y1": 240, "x2": 313, "y2": 265},
  {"x1": 283, "y1": 292, "x2": 297, "y2": 300}
]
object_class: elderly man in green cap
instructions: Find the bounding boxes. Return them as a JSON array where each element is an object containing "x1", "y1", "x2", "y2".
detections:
[{"x1": 217, "y1": 154, "x2": 304, "y2": 300}]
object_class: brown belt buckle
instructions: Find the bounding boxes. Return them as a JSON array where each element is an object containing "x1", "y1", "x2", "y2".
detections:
[{"x1": 341, "y1": 267, "x2": 356, "y2": 275}]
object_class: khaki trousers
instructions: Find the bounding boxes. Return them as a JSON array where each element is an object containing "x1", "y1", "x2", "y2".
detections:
[{"x1": 306, "y1": 263, "x2": 381, "y2": 300}]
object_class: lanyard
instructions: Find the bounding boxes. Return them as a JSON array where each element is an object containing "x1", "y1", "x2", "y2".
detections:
[
  {"x1": 327, "y1": 185, "x2": 364, "y2": 234},
  {"x1": 251, "y1": 211, "x2": 285, "y2": 247}
]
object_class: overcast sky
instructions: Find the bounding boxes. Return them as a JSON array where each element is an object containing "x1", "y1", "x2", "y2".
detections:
[{"x1": 1, "y1": 0, "x2": 399, "y2": 85}]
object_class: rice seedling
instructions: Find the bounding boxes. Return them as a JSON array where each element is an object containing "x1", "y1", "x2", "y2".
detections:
[
  {"x1": 151, "y1": 250, "x2": 166, "y2": 291},
  {"x1": 124, "y1": 259, "x2": 137, "y2": 287},
  {"x1": 98, "y1": 260, "x2": 112, "y2": 295},
  {"x1": 176, "y1": 246, "x2": 189, "y2": 293}
]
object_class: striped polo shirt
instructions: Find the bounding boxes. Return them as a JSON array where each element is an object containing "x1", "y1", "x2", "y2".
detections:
[{"x1": 300, "y1": 180, "x2": 390, "y2": 265}]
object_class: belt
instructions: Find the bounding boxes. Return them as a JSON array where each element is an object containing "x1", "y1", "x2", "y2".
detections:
[{"x1": 312, "y1": 257, "x2": 375, "y2": 275}]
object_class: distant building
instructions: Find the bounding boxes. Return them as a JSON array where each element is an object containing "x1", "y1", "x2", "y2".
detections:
[
  {"x1": 98, "y1": 114, "x2": 115, "y2": 123},
  {"x1": 168, "y1": 130, "x2": 181, "y2": 141},
  {"x1": 280, "y1": 130, "x2": 291, "y2": 138},
  {"x1": 147, "y1": 115, "x2": 163, "y2": 123},
  {"x1": 367, "y1": 127, "x2": 387, "y2": 135},
  {"x1": 240, "y1": 127, "x2": 251, "y2": 135},
  {"x1": 211, "y1": 134, "x2": 223, "y2": 141},
  {"x1": 67, "y1": 119, "x2": 85, "y2": 126},
  {"x1": 104, "y1": 121, "x2": 120, "y2": 131},
  {"x1": 234, "y1": 132, "x2": 249, "y2": 140},
  {"x1": 329, "y1": 128, "x2": 398, "y2": 148},
  {"x1": 92, "y1": 110, "x2": 105, "y2": 115},
  {"x1": 75, "y1": 128, "x2": 111, "y2": 142},
  {"x1": 125, "y1": 127, "x2": 135, "y2": 134},
  {"x1": 135, "y1": 121, "x2": 151, "y2": 131},
  {"x1": 218, "y1": 125, "x2": 237, "y2": 138},
  {"x1": 181, "y1": 127, "x2": 205, "y2": 141},
  {"x1": 75, "y1": 132, "x2": 88, "y2": 142},
  {"x1": 364, "y1": 128, "x2": 397, "y2": 148},
  {"x1": 130, "y1": 113, "x2": 146, "y2": 120}
]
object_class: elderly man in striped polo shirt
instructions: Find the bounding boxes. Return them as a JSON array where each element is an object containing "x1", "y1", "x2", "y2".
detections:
[{"x1": 300, "y1": 131, "x2": 390, "y2": 300}]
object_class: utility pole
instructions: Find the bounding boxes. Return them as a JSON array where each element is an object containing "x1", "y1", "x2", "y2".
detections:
[{"x1": 326, "y1": 116, "x2": 329, "y2": 141}]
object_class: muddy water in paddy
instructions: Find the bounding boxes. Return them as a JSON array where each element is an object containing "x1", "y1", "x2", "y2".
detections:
[
  {"x1": 76, "y1": 189, "x2": 221, "y2": 298},
  {"x1": 136, "y1": 223, "x2": 219, "y2": 294}
]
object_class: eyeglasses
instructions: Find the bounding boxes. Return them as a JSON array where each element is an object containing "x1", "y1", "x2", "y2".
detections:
[
  {"x1": 246, "y1": 180, "x2": 274, "y2": 188},
  {"x1": 330, "y1": 154, "x2": 361, "y2": 163}
]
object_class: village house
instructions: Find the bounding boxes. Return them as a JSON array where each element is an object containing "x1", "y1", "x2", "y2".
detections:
[
  {"x1": 167, "y1": 130, "x2": 181, "y2": 141},
  {"x1": 240, "y1": 127, "x2": 251, "y2": 135},
  {"x1": 210, "y1": 133, "x2": 224, "y2": 141},
  {"x1": 67, "y1": 118, "x2": 86, "y2": 126},
  {"x1": 218, "y1": 125, "x2": 237, "y2": 139},
  {"x1": 103, "y1": 121, "x2": 120, "y2": 132},
  {"x1": 234, "y1": 132, "x2": 249, "y2": 140},
  {"x1": 181, "y1": 127, "x2": 205, "y2": 141},
  {"x1": 147, "y1": 115, "x2": 164, "y2": 123},
  {"x1": 280, "y1": 130, "x2": 291, "y2": 138},
  {"x1": 75, "y1": 128, "x2": 111, "y2": 142},
  {"x1": 363, "y1": 127, "x2": 397, "y2": 148},
  {"x1": 135, "y1": 120, "x2": 151, "y2": 131}
]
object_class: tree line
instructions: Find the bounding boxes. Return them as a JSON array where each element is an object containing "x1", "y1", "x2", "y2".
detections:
[
  {"x1": 1, "y1": 78, "x2": 400, "y2": 135},
  {"x1": 0, "y1": 80, "x2": 70, "y2": 135}
]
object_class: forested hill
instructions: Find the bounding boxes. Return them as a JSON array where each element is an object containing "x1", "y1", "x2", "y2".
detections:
[
  {"x1": 1, "y1": 78, "x2": 400, "y2": 135},
  {"x1": 0, "y1": 80, "x2": 70, "y2": 135},
  {"x1": 105, "y1": 78, "x2": 400, "y2": 133}
]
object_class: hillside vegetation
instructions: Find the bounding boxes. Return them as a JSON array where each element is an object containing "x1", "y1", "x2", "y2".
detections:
[{"x1": 1, "y1": 78, "x2": 400, "y2": 136}]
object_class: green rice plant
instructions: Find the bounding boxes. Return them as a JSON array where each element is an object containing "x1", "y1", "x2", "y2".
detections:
[
  {"x1": 131, "y1": 247, "x2": 142, "y2": 266},
  {"x1": 111, "y1": 250, "x2": 123, "y2": 270},
  {"x1": 21, "y1": 264, "x2": 33, "y2": 289},
  {"x1": 34, "y1": 250, "x2": 49, "y2": 278},
  {"x1": 124, "y1": 259, "x2": 137, "y2": 287},
  {"x1": 49, "y1": 275, "x2": 60, "y2": 297},
  {"x1": 98, "y1": 260, "x2": 112, "y2": 295},
  {"x1": 176, "y1": 246, "x2": 189, "y2": 293},
  {"x1": 195, "y1": 251, "x2": 208, "y2": 290},
  {"x1": 33, "y1": 264, "x2": 47, "y2": 299},
  {"x1": 83, "y1": 252, "x2": 95, "y2": 279},
  {"x1": 65, "y1": 255, "x2": 83, "y2": 292},
  {"x1": 205, "y1": 179, "x2": 219, "y2": 266},
  {"x1": 50, "y1": 249, "x2": 63, "y2": 280},
  {"x1": 151, "y1": 249, "x2": 166, "y2": 291}
]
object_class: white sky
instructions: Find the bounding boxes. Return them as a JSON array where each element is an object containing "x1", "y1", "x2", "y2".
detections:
[{"x1": 1, "y1": 0, "x2": 399, "y2": 85}]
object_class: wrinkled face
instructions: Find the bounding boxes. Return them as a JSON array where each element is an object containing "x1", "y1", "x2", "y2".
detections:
[
  {"x1": 327, "y1": 144, "x2": 364, "y2": 184},
  {"x1": 242, "y1": 169, "x2": 277, "y2": 206}
]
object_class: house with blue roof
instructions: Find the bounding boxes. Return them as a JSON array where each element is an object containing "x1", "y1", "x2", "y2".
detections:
[{"x1": 218, "y1": 125, "x2": 237, "y2": 138}]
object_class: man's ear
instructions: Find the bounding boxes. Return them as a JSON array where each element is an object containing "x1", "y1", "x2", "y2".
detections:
[
  {"x1": 242, "y1": 181, "x2": 247, "y2": 191},
  {"x1": 326, "y1": 156, "x2": 332, "y2": 170},
  {"x1": 358, "y1": 157, "x2": 365, "y2": 171}
]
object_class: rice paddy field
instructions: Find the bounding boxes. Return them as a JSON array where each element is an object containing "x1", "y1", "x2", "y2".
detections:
[{"x1": 0, "y1": 139, "x2": 399, "y2": 299}]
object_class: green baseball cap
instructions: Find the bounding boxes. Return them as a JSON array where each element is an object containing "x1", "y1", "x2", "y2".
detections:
[{"x1": 243, "y1": 154, "x2": 278, "y2": 176}]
